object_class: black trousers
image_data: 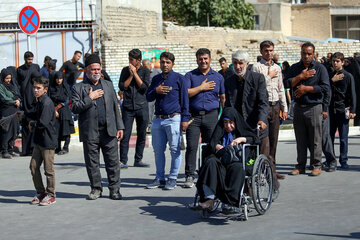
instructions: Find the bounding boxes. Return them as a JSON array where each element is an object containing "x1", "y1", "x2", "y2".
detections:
[
  {"x1": 322, "y1": 116, "x2": 336, "y2": 165},
  {"x1": 83, "y1": 129, "x2": 120, "y2": 191},
  {"x1": 196, "y1": 155, "x2": 245, "y2": 207},
  {"x1": 185, "y1": 110, "x2": 218, "y2": 177},
  {"x1": 120, "y1": 107, "x2": 148, "y2": 164},
  {"x1": 57, "y1": 136, "x2": 70, "y2": 151},
  {"x1": 0, "y1": 117, "x2": 19, "y2": 154},
  {"x1": 21, "y1": 118, "x2": 34, "y2": 155}
]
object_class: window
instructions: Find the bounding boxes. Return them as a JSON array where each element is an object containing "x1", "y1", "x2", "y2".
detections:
[
  {"x1": 253, "y1": 15, "x2": 259, "y2": 30},
  {"x1": 333, "y1": 15, "x2": 360, "y2": 40}
]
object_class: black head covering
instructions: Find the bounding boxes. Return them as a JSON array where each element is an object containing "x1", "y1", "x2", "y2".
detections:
[
  {"x1": 49, "y1": 71, "x2": 70, "y2": 104},
  {"x1": 209, "y1": 107, "x2": 259, "y2": 153},
  {"x1": 85, "y1": 54, "x2": 100, "y2": 67},
  {"x1": 1, "y1": 68, "x2": 20, "y2": 98}
]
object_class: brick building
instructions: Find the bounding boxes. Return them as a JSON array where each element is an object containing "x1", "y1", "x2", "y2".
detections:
[{"x1": 246, "y1": 0, "x2": 360, "y2": 41}]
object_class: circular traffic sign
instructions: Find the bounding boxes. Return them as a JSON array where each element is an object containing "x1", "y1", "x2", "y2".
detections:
[{"x1": 18, "y1": 6, "x2": 40, "y2": 35}]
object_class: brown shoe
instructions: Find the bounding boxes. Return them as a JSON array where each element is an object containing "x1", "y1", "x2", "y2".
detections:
[
  {"x1": 276, "y1": 172, "x2": 286, "y2": 180},
  {"x1": 310, "y1": 168, "x2": 322, "y2": 176},
  {"x1": 289, "y1": 168, "x2": 305, "y2": 175},
  {"x1": 199, "y1": 199, "x2": 215, "y2": 210}
]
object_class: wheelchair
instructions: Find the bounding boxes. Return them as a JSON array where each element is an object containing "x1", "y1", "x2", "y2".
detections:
[{"x1": 189, "y1": 143, "x2": 274, "y2": 221}]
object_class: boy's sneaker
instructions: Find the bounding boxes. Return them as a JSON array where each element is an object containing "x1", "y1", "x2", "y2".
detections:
[
  {"x1": 146, "y1": 179, "x2": 166, "y2": 189},
  {"x1": 31, "y1": 193, "x2": 48, "y2": 205},
  {"x1": 39, "y1": 194, "x2": 56, "y2": 206},
  {"x1": 183, "y1": 176, "x2": 195, "y2": 188},
  {"x1": 163, "y1": 178, "x2": 177, "y2": 190}
]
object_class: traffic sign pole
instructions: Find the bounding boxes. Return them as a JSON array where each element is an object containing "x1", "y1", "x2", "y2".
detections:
[{"x1": 27, "y1": 35, "x2": 31, "y2": 51}]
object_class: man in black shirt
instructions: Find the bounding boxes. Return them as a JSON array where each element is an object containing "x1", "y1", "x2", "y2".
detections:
[
  {"x1": 328, "y1": 52, "x2": 356, "y2": 169},
  {"x1": 59, "y1": 50, "x2": 84, "y2": 89},
  {"x1": 285, "y1": 42, "x2": 330, "y2": 176},
  {"x1": 218, "y1": 57, "x2": 234, "y2": 81},
  {"x1": 118, "y1": 49, "x2": 151, "y2": 168}
]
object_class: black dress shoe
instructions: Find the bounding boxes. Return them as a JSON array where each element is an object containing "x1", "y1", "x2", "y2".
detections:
[
  {"x1": 2, "y1": 153, "x2": 12, "y2": 159},
  {"x1": 134, "y1": 161, "x2": 150, "y2": 168},
  {"x1": 109, "y1": 190, "x2": 123, "y2": 200},
  {"x1": 9, "y1": 152, "x2": 19, "y2": 157},
  {"x1": 58, "y1": 149, "x2": 69, "y2": 155}
]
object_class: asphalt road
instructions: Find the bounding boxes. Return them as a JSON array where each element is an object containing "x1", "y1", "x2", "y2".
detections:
[{"x1": 1, "y1": 136, "x2": 359, "y2": 240}]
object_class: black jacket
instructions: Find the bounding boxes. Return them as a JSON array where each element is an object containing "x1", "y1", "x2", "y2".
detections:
[
  {"x1": 224, "y1": 71, "x2": 269, "y2": 137},
  {"x1": 17, "y1": 63, "x2": 41, "y2": 114},
  {"x1": 118, "y1": 66, "x2": 150, "y2": 111},
  {"x1": 71, "y1": 79, "x2": 124, "y2": 142},
  {"x1": 27, "y1": 94, "x2": 57, "y2": 149},
  {"x1": 329, "y1": 69, "x2": 356, "y2": 114}
]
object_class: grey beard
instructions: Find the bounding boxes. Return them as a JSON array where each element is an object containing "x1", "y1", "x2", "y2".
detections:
[
  {"x1": 89, "y1": 73, "x2": 101, "y2": 82},
  {"x1": 235, "y1": 69, "x2": 246, "y2": 77}
]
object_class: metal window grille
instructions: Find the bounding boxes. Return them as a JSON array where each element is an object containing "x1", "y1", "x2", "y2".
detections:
[{"x1": 0, "y1": 21, "x2": 93, "y2": 32}]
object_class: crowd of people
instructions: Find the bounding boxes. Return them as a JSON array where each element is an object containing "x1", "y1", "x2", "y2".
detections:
[{"x1": 0, "y1": 41, "x2": 359, "y2": 208}]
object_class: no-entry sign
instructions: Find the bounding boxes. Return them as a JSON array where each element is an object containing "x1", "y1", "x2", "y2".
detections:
[{"x1": 18, "y1": 6, "x2": 40, "y2": 35}]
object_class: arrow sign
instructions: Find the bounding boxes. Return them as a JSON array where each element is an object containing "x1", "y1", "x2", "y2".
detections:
[{"x1": 18, "y1": 6, "x2": 40, "y2": 35}]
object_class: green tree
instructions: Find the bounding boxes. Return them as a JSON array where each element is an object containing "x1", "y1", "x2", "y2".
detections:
[{"x1": 163, "y1": 0, "x2": 255, "y2": 29}]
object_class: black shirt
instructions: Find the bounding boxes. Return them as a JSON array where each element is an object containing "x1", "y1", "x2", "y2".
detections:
[
  {"x1": 118, "y1": 65, "x2": 150, "y2": 111},
  {"x1": 218, "y1": 68, "x2": 234, "y2": 81},
  {"x1": 329, "y1": 69, "x2": 356, "y2": 114},
  {"x1": 285, "y1": 60, "x2": 330, "y2": 107},
  {"x1": 59, "y1": 60, "x2": 84, "y2": 86},
  {"x1": 28, "y1": 94, "x2": 57, "y2": 149},
  {"x1": 90, "y1": 81, "x2": 106, "y2": 126}
]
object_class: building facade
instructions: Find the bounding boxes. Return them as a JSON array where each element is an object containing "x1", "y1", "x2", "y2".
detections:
[{"x1": 246, "y1": 0, "x2": 360, "y2": 41}]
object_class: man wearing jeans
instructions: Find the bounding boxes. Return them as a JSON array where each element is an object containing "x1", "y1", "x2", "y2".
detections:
[
  {"x1": 146, "y1": 52, "x2": 190, "y2": 190},
  {"x1": 329, "y1": 52, "x2": 356, "y2": 169},
  {"x1": 118, "y1": 49, "x2": 151, "y2": 168}
]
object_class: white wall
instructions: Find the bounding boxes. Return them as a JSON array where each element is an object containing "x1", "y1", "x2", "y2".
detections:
[{"x1": 0, "y1": 0, "x2": 94, "y2": 23}]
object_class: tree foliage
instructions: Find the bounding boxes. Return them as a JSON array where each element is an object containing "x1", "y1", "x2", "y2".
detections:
[{"x1": 163, "y1": 0, "x2": 255, "y2": 29}]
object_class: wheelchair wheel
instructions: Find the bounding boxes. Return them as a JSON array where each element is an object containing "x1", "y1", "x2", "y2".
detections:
[{"x1": 251, "y1": 154, "x2": 273, "y2": 215}]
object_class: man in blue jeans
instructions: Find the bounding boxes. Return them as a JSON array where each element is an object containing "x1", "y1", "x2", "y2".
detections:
[
  {"x1": 329, "y1": 52, "x2": 356, "y2": 169},
  {"x1": 145, "y1": 52, "x2": 190, "y2": 190}
]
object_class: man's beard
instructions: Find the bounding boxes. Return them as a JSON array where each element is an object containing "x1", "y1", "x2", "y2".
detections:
[
  {"x1": 88, "y1": 73, "x2": 101, "y2": 82},
  {"x1": 235, "y1": 68, "x2": 246, "y2": 77}
]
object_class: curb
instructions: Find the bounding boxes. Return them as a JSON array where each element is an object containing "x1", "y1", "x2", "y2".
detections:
[{"x1": 14, "y1": 127, "x2": 360, "y2": 151}]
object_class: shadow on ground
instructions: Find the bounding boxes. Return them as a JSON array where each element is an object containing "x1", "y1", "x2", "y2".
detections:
[
  {"x1": 0, "y1": 189, "x2": 87, "y2": 204},
  {"x1": 294, "y1": 231, "x2": 360, "y2": 239}
]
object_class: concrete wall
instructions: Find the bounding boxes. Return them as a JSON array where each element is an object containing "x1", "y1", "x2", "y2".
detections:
[
  {"x1": 102, "y1": 6, "x2": 161, "y2": 41},
  {"x1": 102, "y1": 0, "x2": 162, "y2": 38},
  {"x1": 252, "y1": 3, "x2": 292, "y2": 36},
  {"x1": 0, "y1": 0, "x2": 94, "y2": 23},
  {"x1": 291, "y1": 4, "x2": 331, "y2": 40},
  {"x1": 164, "y1": 23, "x2": 285, "y2": 50}
]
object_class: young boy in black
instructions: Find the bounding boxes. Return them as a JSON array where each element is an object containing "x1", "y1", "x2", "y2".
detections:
[
  {"x1": 328, "y1": 52, "x2": 357, "y2": 169},
  {"x1": 27, "y1": 76, "x2": 58, "y2": 206}
]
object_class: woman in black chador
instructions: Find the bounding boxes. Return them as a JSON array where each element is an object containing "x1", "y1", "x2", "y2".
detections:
[
  {"x1": 49, "y1": 71, "x2": 75, "y2": 155},
  {"x1": 196, "y1": 107, "x2": 259, "y2": 210},
  {"x1": 0, "y1": 69, "x2": 21, "y2": 158}
]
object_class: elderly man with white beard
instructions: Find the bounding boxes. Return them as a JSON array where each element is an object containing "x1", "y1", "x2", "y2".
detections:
[
  {"x1": 71, "y1": 54, "x2": 124, "y2": 200},
  {"x1": 224, "y1": 50, "x2": 279, "y2": 193}
]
